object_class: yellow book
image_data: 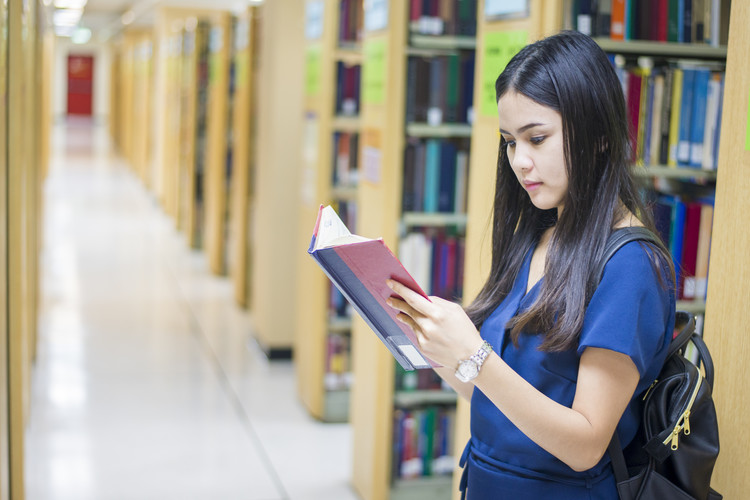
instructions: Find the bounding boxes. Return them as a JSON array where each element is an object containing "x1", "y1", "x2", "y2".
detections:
[{"x1": 667, "y1": 68, "x2": 683, "y2": 167}]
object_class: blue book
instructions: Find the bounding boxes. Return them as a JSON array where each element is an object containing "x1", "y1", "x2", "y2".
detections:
[
  {"x1": 689, "y1": 68, "x2": 710, "y2": 167},
  {"x1": 677, "y1": 68, "x2": 695, "y2": 165},
  {"x1": 670, "y1": 196, "x2": 687, "y2": 292},
  {"x1": 423, "y1": 139, "x2": 441, "y2": 212},
  {"x1": 712, "y1": 74, "x2": 725, "y2": 170},
  {"x1": 437, "y1": 142, "x2": 457, "y2": 212}
]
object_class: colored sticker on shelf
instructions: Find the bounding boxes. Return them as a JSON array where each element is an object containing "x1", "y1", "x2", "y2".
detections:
[
  {"x1": 364, "y1": 0, "x2": 389, "y2": 33},
  {"x1": 480, "y1": 30, "x2": 528, "y2": 117},
  {"x1": 305, "y1": 0, "x2": 325, "y2": 40},
  {"x1": 362, "y1": 39, "x2": 387, "y2": 105},
  {"x1": 362, "y1": 129, "x2": 382, "y2": 184},
  {"x1": 305, "y1": 45, "x2": 322, "y2": 97}
]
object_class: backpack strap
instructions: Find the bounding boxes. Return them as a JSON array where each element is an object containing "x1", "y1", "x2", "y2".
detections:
[
  {"x1": 598, "y1": 227, "x2": 665, "y2": 486},
  {"x1": 594, "y1": 227, "x2": 664, "y2": 283}
]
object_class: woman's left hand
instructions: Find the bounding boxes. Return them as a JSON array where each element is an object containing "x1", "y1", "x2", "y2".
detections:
[{"x1": 386, "y1": 279, "x2": 484, "y2": 368}]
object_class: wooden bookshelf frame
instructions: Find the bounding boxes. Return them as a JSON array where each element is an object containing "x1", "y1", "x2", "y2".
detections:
[
  {"x1": 229, "y1": 6, "x2": 260, "y2": 307},
  {"x1": 295, "y1": 0, "x2": 358, "y2": 423},
  {"x1": 702, "y1": 1, "x2": 750, "y2": 497},
  {"x1": 204, "y1": 11, "x2": 233, "y2": 276}
]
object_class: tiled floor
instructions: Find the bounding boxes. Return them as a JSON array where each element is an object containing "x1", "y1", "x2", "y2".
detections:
[{"x1": 25, "y1": 118, "x2": 359, "y2": 500}]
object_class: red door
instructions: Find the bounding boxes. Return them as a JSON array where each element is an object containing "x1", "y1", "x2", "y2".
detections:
[{"x1": 67, "y1": 55, "x2": 94, "y2": 116}]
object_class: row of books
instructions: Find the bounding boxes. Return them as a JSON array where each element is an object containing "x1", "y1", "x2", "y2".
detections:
[
  {"x1": 409, "y1": 0, "x2": 477, "y2": 36},
  {"x1": 572, "y1": 0, "x2": 730, "y2": 46},
  {"x1": 399, "y1": 230, "x2": 465, "y2": 301},
  {"x1": 335, "y1": 62, "x2": 360, "y2": 117},
  {"x1": 393, "y1": 406, "x2": 456, "y2": 480},
  {"x1": 617, "y1": 61, "x2": 724, "y2": 170},
  {"x1": 338, "y1": 0, "x2": 363, "y2": 45},
  {"x1": 324, "y1": 332, "x2": 352, "y2": 391},
  {"x1": 406, "y1": 54, "x2": 475, "y2": 125},
  {"x1": 332, "y1": 132, "x2": 359, "y2": 187},
  {"x1": 403, "y1": 138, "x2": 469, "y2": 214},
  {"x1": 652, "y1": 194, "x2": 714, "y2": 301}
]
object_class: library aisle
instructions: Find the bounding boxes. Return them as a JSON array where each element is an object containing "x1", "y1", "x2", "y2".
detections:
[{"x1": 24, "y1": 117, "x2": 359, "y2": 500}]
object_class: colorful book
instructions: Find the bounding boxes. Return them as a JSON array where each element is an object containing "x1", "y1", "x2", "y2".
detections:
[
  {"x1": 667, "y1": 68, "x2": 683, "y2": 166},
  {"x1": 309, "y1": 205, "x2": 436, "y2": 370},
  {"x1": 611, "y1": 0, "x2": 626, "y2": 40},
  {"x1": 677, "y1": 68, "x2": 695, "y2": 165},
  {"x1": 689, "y1": 68, "x2": 710, "y2": 167}
]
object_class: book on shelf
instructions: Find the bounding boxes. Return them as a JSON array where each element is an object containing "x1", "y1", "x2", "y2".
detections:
[
  {"x1": 406, "y1": 52, "x2": 475, "y2": 126},
  {"x1": 409, "y1": 0, "x2": 477, "y2": 36},
  {"x1": 403, "y1": 138, "x2": 470, "y2": 213},
  {"x1": 652, "y1": 193, "x2": 714, "y2": 301},
  {"x1": 393, "y1": 405, "x2": 456, "y2": 480},
  {"x1": 338, "y1": 0, "x2": 363, "y2": 45},
  {"x1": 616, "y1": 59, "x2": 724, "y2": 170},
  {"x1": 308, "y1": 205, "x2": 437, "y2": 371},
  {"x1": 572, "y1": 0, "x2": 730, "y2": 45}
]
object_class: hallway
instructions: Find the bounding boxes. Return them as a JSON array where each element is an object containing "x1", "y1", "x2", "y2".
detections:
[{"x1": 24, "y1": 118, "x2": 358, "y2": 500}]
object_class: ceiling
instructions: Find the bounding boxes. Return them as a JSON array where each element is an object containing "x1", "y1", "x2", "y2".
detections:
[{"x1": 61, "y1": 0, "x2": 253, "y2": 42}]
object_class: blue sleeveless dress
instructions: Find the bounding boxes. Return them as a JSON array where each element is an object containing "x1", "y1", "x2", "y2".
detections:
[{"x1": 461, "y1": 242, "x2": 675, "y2": 499}]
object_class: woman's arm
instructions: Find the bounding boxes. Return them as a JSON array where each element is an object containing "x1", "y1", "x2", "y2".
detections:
[
  {"x1": 432, "y1": 366, "x2": 475, "y2": 402},
  {"x1": 386, "y1": 279, "x2": 639, "y2": 472}
]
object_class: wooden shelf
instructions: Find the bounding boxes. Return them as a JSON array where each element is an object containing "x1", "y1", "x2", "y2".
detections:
[
  {"x1": 331, "y1": 115, "x2": 361, "y2": 131},
  {"x1": 406, "y1": 122, "x2": 472, "y2": 138},
  {"x1": 594, "y1": 38, "x2": 728, "y2": 59},
  {"x1": 328, "y1": 316, "x2": 353, "y2": 333},
  {"x1": 676, "y1": 300, "x2": 707, "y2": 315},
  {"x1": 409, "y1": 34, "x2": 477, "y2": 50},
  {"x1": 401, "y1": 212, "x2": 468, "y2": 229},
  {"x1": 391, "y1": 476, "x2": 454, "y2": 500},
  {"x1": 394, "y1": 390, "x2": 458, "y2": 408},
  {"x1": 334, "y1": 45, "x2": 363, "y2": 64},
  {"x1": 633, "y1": 164, "x2": 718, "y2": 181},
  {"x1": 331, "y1": 184, "x2": 357, "y2": 201}
]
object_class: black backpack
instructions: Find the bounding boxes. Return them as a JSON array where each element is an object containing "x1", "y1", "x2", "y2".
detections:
[{"x1": 597, "y1": 227, "x2": 721, "y2": 500}]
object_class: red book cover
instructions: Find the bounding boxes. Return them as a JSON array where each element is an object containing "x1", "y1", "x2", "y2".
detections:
[
  {"x1": 627, "y1": 72, "x2": 643, "y2": 162},
  {"x1": 679, "y1": 202, "x2": 702, "y2": 300},
  {"x1": 657, "y1": 0, "x2": 669, "y2": 41},
  {"x1": 309, "y1": 205, "x2": 438, "y2": 370}
]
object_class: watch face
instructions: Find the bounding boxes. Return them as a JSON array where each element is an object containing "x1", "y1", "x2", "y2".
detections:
[{"x1": 458, "y1": 360, "x2": 478, "y2": 381}]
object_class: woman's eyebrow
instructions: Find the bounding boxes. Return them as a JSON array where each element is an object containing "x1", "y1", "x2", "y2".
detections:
[{"x1": 499, "y1": 122, "x2": 545, "y2": 135}]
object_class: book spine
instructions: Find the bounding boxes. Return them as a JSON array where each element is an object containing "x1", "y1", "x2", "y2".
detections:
[
  {"x1": 667, "y1": 68, "x2": 683, "y2": 166},
  {"x1": 677, "y1": 68, "x2": 694, "y2": 165},
  {"x1": 611, "y1": 0, "x2": 626, "y2": 40},
  {"x1": 689, "y1": 68, "x2": 710, "y2": 167}
]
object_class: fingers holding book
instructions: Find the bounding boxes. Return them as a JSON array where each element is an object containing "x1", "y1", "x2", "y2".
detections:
[{"x1": 386, "y1": 279, "x2": 483, "y2": 368}]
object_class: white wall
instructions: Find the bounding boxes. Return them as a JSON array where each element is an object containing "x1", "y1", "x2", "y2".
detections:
[{"x1": 53, "y1": 38, "x2": 112, "y2": 122}]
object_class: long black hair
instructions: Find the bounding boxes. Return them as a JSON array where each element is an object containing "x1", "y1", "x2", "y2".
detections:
[{"x1": 465, "y1": 30, "x2": 674, "y2": 352}]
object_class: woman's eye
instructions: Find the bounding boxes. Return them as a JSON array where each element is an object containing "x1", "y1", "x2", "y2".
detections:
[
  {"x1": 530, "y1": 136, "x2": 545, "y2": 145},
  {"x1": 505, "y1": 140, "x2": 516, "y2": 148}
]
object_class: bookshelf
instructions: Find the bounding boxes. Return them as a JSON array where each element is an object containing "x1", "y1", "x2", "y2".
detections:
[
  {"x1": 249, "y1": 0, "x2": 306, "y2": 357},
  {"x1": 295, "y1": 0, "x2": 363, "y2": 423},
  {"x1": 583, "y1": 9, "x2": 731, "y2": 320},
  {"x1": 204, "y1": 11, "x2": 233, "y2": 276},
  {"x1": 348, "y1": 2, "x2": 479, "y2": 499},
  {"x1": 229, "y1": 5, "x2": 260, "y2": 308},
  {"x1": 5, "y1": 0, "x2": 50, "y2": 494},
  {"x1": 172, "y1": 15, "x2": 212, "y2": 250}
]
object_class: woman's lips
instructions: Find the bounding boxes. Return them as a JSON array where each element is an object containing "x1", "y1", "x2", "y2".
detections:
[{"x1": 523, "y1": 180, "x2": 542, "y2": 191}]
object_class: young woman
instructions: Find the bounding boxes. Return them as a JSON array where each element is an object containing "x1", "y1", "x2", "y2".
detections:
[{"x1": 386, "y1": 30, "x2": 676, "y2": 498}]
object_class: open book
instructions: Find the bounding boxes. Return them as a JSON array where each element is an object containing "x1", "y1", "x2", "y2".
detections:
[{"x1": 308, "y1": 205, "x2": 437, "y2": 371}]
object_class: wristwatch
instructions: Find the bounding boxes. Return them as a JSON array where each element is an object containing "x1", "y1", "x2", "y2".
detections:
[{"x1": 455, "y1": 341, "x2": 493, "y2": 383}]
